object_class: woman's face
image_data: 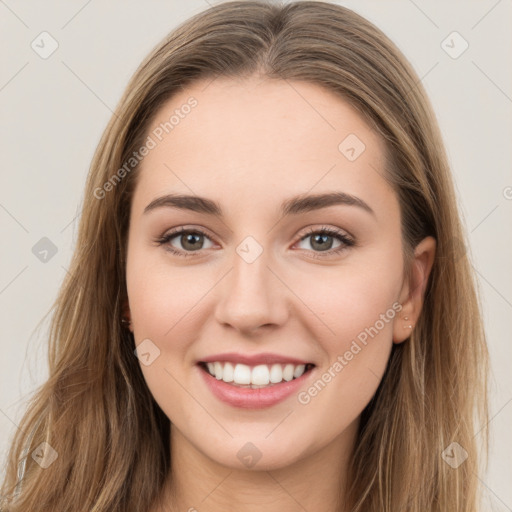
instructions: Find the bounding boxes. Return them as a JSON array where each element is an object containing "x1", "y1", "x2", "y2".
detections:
[{"x1": 125, "y1": 76, "x2": 428, "y2": 470}]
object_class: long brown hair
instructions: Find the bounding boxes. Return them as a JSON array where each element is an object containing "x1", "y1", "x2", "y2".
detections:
[{"x1": 1, "y1": 1, "x2": 489, "y2": 510}]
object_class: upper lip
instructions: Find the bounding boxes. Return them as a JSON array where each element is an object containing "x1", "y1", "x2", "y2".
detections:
[{"x1": 198, "y1": 352, "x2": 314, "y2": 366}]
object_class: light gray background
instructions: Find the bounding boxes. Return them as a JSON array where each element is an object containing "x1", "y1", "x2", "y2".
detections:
[{"x1": 1, "y1": 0, "x2": 511, "y2": 509}]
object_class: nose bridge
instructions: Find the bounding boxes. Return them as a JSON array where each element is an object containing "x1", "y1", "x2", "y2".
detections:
[{"x1": 214, "y1": 238, "x2": 288, "y2": 333}]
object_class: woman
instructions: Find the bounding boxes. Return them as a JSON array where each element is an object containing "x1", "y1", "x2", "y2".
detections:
[{"x1": 0, "y1": 1, "x2": 489, "y2": 511}]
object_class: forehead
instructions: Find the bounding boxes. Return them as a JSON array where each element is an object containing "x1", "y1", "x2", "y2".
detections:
[{"x1": 131, "y1": 76, "x2": 392, "y2": 218}]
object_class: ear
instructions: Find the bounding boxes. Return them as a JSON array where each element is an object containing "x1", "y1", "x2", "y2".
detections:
[
  {"x1": 122, "y1": 298, "x2": 133, "y2": 333},
  {"x1": 393, "y1": 236, "x2": 436, "y2": 344}
]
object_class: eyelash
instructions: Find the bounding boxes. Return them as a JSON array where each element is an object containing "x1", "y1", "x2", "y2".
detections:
[{"x1": 154, "y1": 225, "x2": 355, "y2": 259}]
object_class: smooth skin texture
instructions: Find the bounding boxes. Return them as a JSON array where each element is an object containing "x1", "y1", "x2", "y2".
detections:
[{"x1": 124, "y1": 76, "x2": 436, "y2": 512}]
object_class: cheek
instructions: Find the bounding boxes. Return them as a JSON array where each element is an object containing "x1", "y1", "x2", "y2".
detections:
[
  {"x1": 127, "y1": 247, "x2": 207, "y2": 342},
  {"x1": 329, "y1": 278, "x2": 397, "y2": 346},
  {"x1": 126, "y1": 254, "x2": 207, "y2": 421},
  {"x1": 292, "y1": 257, "x2": 401, "y2": 347},
  {"x1": 293, "y1": 253, "x2": 402, "y2": 426}
]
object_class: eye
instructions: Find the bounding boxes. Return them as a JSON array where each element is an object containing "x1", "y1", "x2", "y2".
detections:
[
  {"x1": 154, "y1": 227, "x2": 215, "y2": 257},
  {"x1": 294, "y1": 226, "x2": 355, "y2": 259},
  {"x1": 154, "y1": 225, "x2": 355, "y2": 259}
]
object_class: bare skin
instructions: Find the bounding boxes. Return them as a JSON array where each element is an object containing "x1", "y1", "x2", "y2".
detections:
[{"x1": 124, "y1": 75, "x2": 435, "y2": 512}]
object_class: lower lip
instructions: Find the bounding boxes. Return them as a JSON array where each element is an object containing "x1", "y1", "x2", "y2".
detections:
[{"x1": 198, "y1": 364, "x2": 315, "y2": 409}]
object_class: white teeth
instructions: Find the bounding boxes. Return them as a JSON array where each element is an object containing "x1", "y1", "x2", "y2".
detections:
[
  {"x1": 233, "y1": 363, "x2": 251, "y2": 384},
  {"x1": 222, "y1": 362, "x2": 234, "y2": 383},
  {"x1": 202, "y1": 361, "x2": 310, "y2": 386},
  {"x1": 251, "y1": 365, "x2": 270, "y2": 386},
  {"x1": 283, "y1": 364, "x2": 294, "y2": 382},
  {"x1": 293, "y1": 364, "x2": 306, "y2": 378},
  {"x1": 269, "y1": 364, "x2": 283, "y2": 383}
]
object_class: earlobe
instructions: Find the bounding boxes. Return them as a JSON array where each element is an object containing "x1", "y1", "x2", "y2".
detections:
[{"x1": 393, "y1": 236, "x2": 436, "y2": 344}]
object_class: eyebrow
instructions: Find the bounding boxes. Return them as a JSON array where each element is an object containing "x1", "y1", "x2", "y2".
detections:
[{"x1": 143, "y1": 191, "x2": 375, "y2": 218}]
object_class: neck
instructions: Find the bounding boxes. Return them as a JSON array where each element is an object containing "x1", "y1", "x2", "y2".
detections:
[{"x1": 154, "y1": 419, "x2": 359, "y2": 512}]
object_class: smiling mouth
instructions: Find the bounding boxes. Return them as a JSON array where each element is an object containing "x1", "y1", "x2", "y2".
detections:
[{"x1": 197, "y1": 361, "x2": 316, "y2": 389}]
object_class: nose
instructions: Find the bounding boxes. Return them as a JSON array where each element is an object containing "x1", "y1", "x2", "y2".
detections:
[{"x1": 214, "y1": 247, "x2": 289, "y2": 335}]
